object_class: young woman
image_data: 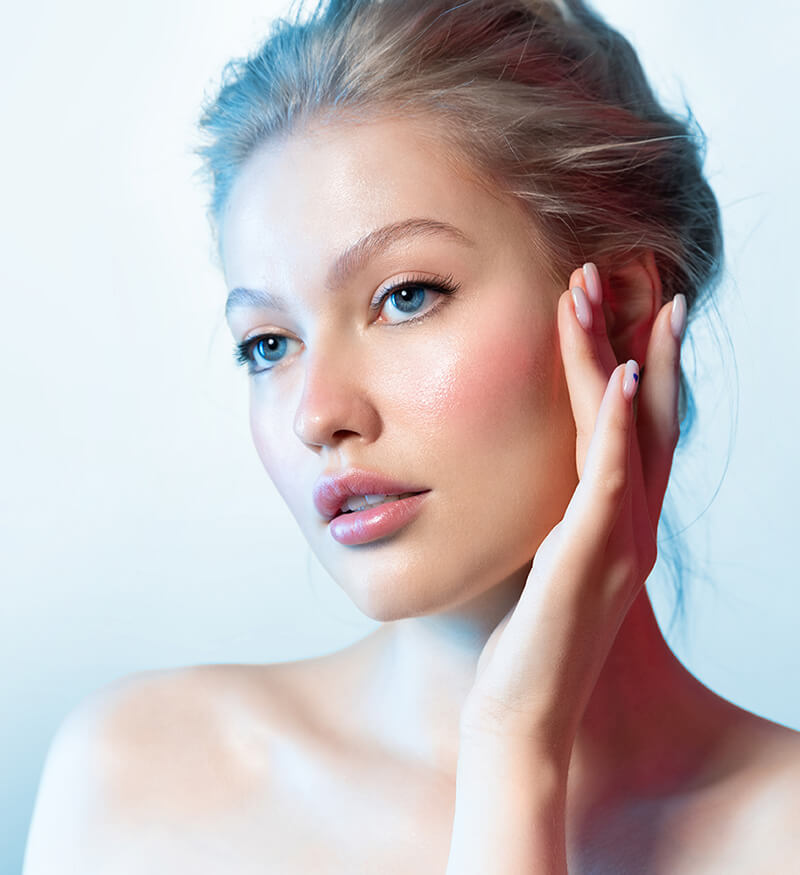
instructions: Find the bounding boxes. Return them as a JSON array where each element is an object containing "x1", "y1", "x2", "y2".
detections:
[{"x1": 24, "y1": 0, "x2": 800, "y2": 872}]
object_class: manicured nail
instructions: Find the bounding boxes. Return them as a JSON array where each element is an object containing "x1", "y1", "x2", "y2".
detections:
[
  {"x1": 571, "y1": 285, "x2": 592, "y2": 331},
  {"x1": 582, "y1": 262, "x2": 603, "y2": 306},
  {"x1": 622, "y1": 359, "x2": 640, "y2": 401},
  {"x1": 670, "y1": 293, "x2": 687, "y2": 341}
]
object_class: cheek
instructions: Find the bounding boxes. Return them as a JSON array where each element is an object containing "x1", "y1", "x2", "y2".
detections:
[
  {"x1": 248, "y1": 396, "x2": 298, "y2": 504},
  {"x1": 244, "y1": 301, "x2": 566, "y2": 500},
  {"x1": 407, "y1": 314, "x2": 562, "y2": 447},
  {"x1": 404, "y1": 311, "x2": 575, "y2": 551}
]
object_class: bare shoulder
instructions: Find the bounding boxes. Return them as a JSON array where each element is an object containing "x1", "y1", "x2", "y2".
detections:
[
  {"x1": 670, "y1": 707, "x2": 800, "y2": 871},
  {"x1": 727, "y1": 706, "x2": 800, "y2": 791},
  {"x1": 735, "y1": 712, "x2": 800, "y2": 838},
  {"x1": 23, "y1": 662, "x2": 301, "y2": 874},
  {"x1": 98, "y1": 663, "x2": 299, "y2": 810},
  {"x1": 718, "y1": 711, "x2": 800, "y2": 869}
]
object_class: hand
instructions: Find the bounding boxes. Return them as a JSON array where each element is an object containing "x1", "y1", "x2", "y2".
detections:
[{"x1": 459, "y1": 263, "x2": 685, "y2": 757}]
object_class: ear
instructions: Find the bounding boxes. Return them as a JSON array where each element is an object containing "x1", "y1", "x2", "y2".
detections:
[{"x1": 600, "y1": 250, "x2": 662, "y2": 365}]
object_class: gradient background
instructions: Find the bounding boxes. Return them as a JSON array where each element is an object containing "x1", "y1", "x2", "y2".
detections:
[{"x1": 3, "y1": 0, "x2": 798, "y2": 871}]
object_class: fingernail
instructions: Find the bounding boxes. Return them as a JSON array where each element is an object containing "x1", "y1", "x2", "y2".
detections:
[
  {"x1": 670, "y1": 294, "x2": 687, "y2": 342},
  {"x1": 582, "y1": 262, "x2": 603, "y2": 306},
  {"x1": 622, "y1": 359, "x2": 640, "y2": 401},
  {"x1": 571, "y1": 285, "x2": 592, "y2": 331}
]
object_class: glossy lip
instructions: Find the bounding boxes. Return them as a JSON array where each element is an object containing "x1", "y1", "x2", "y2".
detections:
[
  {"x1": 329, "y1": 492, "x2": 430, "y2": 546},
  {"x1": 312, "y1": 467, "x2": 430, "y2": 522}
]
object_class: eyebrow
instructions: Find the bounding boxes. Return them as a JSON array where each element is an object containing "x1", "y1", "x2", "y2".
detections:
[{"x1": 224, "y1": 217, "x2": 475, "y2": 319}]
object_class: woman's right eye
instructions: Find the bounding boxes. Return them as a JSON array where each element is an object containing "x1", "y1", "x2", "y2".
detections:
[{"x1": 234, "y1": 334, "x2": 299, "y2": 375}]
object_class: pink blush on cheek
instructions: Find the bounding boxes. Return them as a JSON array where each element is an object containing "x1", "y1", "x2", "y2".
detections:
[{"x1": 415, "y1": 326, "x2": 555, "y2": 435}]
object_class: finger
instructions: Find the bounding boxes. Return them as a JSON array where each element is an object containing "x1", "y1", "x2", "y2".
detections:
[
  {"x1": 558, "y1": 287, "x2": 612, "y2": 479},
  {"x1": 569, "y1": 261, "x2": 660, "y2": 553},
  {"x1": 560, "y1": 360, "x2": 639, "y2": 563},
  {"x1": 474, "y1": 363, "x2": 639, "y2": 724},
  {"x1": 636, "y1": 294, "x2": 685, "y2": 530},
  {"x1": 605, "y1": 399, "x2": 655, "y2": 585},
  {"x1": 568, "y1": 263, "x2": 618, "y2": 378}
]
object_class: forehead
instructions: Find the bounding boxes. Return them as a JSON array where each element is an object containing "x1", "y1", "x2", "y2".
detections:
[{"x1": 220, "y1": 114, "x2": 532, "y2": 284}]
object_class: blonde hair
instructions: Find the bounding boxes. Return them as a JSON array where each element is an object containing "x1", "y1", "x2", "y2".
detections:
[{"x1": 196, "y1": 0, "x2": 727, "y2": 617}]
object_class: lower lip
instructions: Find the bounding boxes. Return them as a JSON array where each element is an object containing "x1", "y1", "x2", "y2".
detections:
[{"x1": 328, "y1": 492, "x2": 431, "y2": 545}]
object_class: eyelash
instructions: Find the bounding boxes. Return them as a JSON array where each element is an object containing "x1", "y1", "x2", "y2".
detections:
[{"x1": 232, "y1": 272, "x2": 461, "y2": 375}]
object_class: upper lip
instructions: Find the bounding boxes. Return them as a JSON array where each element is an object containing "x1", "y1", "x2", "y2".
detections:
[{"x1": 312, "y1": 468, "x2": 429, "y2": 521}]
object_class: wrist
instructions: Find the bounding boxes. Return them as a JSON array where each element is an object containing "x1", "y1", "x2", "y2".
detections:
[
  {"x1": 458, "y1": 715, "x2": 575, "y2": 772},
  {"x1": 457, "y1": 727, "x2": 571, "y2": 785},
  {"x1": 447, "y1": 730, "x2": 570, "y2": 875}
]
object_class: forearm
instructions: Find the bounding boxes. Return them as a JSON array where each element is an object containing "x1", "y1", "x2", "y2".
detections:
[{"x1": 445, "y1": 733, "x2": 569, "y2": 875}]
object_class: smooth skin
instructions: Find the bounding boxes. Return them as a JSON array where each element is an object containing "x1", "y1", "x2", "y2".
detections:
[
  {"x1": 449, "y1": 266, "x2": 678, "y2": 871},
  {"x1": 23, "y1": 116, "x2": 800, "y2": 874}
]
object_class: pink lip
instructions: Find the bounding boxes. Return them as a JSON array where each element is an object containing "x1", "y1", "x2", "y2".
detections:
[
  {"x1": 329, "y1": 492, "x2": 431, "y2": 545},
  {"x1": 312, "y1": 467, "x2": 429, "y2": 522}
]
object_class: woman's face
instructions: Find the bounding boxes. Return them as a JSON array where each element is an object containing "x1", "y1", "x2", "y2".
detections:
[{"x1": 221, "y1": 115, "x2": 578, "y2": 621}]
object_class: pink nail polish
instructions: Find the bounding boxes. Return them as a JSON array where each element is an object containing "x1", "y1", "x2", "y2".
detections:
[
  {"x1": 571, "y1": 285, "x2": 592, "y2": 331},
  {"x1": 670, "y1": 293, "x2": 687, "y2": 341},
  {"x1": 582, "y1": 262, "x2": 603, "y2": 306},
  {"x1": 622, "y1": 359, "x2": 640, "y2": 401}
]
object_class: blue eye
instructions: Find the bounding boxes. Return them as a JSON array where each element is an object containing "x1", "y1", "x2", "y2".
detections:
[
  {"x1": 233, "y1": 273, "x2": 461, "y2": 376},
  {"x1": 253, "y1": 336, "x2": 289, "y2": 365},
  {"x1": 234, "y1": 334, "x2": 299, "y2": 375},
  {"x1": 377, "y1": 284, "x2": 433, "y2": 323},
  {"x1": 371, "y1": 273, "x2": 460, "y2": 324}
]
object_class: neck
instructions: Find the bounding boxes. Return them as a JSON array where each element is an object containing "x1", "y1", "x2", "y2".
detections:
[{"x1": 356, "y1": 574, "x2": 729, "y2": 807}]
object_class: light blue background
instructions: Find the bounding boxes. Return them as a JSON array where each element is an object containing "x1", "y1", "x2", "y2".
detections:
[{"x1": 3, "y1": 1, "x2": 798, "y2": 871}]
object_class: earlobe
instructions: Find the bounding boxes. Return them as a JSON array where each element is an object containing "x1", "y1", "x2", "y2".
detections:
[{"x1": 601, "y1": 250, "x2": 662, "y2": 365}]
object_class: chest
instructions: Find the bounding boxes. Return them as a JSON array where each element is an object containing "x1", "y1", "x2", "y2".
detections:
[
  {"x1": 110, "y1": 745, "x2": 454, "y2": 875},
  {"x1": 106, "y1": 735, "x2": 779, "y2": 875},
  {"x1": 120, "y1": 786, "x2": 766, "y2": 875},
  {"x1": 258, "y1": 740, "x2": 455, "y2": 875}
]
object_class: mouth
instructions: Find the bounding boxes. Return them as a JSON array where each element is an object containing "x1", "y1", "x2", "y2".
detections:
[
  {"x1": 328, "y1": 490, "x2": 432, "y2": 546},
  {"x1": 334, "y1": 491, "x2": 424, "y2": 518},
  {"x1": 312, "y1": 468, "x2": 430, "y2": 523}
]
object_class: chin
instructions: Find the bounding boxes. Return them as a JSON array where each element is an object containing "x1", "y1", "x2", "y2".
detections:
[
  {"x1": 320, "y1": 560, "x2": 463, "y2": 623},
  {"x1": 345, "y1": 579, "x2": 450, "y2": 623},
  {"x1": 334, "y1": 559, "x2": 510, "y2": 624},
  {"x1": 305, "y1": 513, "x2": 539, "y2": 622}
]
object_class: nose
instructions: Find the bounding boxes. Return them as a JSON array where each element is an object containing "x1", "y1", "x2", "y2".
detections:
[{"x1": 292, "y1": 343, "x2": 381, "y2": 450}]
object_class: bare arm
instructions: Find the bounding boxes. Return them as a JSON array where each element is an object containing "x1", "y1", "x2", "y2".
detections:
[
  {"x1": 446, "y1": 732, "x2": 568, "y2": 875},
  {"x1": 23, "y1": 695, "x2": 105, "y2": 875}
]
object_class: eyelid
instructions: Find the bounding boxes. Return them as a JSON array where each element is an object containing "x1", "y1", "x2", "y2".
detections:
[
  {"x1": 369, "y1": 271, "x2": 459, "y2": 311},
  {"x1": 240, "y1": 324, "x2": 296, "y2": 345}
]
